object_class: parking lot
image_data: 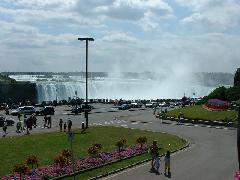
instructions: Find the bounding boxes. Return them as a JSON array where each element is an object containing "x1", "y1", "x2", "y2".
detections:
[{"x1": 0, "y1": 103, "x2": 163, "y2": 137}]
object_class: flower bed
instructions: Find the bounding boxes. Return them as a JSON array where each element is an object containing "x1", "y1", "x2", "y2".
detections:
[
  {"x1": 235, "y1": 171, "x2": 240, "y2": 180},
  {"x1": 1, "y1": 144, "x2": 149, "y2": 180},
  {"x1": 204, "y1": 99, "x2": 230, "y2": 111}
]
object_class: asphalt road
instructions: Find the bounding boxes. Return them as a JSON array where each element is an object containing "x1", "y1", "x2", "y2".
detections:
[{"x1": 0, "y1": 104, "x2": 238, "y2": 179}]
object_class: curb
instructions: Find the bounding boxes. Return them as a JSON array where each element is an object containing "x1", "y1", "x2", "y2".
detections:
[
  {"x1": 89, "y1": 143, "x2": 190, "y2": 180},
  {"x1": 162, "y1": 116, "x2": 237, "y2": 129}
]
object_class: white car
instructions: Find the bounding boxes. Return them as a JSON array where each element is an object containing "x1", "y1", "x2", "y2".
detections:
[{"x1": 11, "y1": 106, "x2": 36, "y2": 116}]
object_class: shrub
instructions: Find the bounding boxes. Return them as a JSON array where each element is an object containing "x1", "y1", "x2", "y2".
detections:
[
  {"x1": 60, "y1": 149, "x2": 71, "y2": 159},
  {"x1": 88, "y1": 143, "x2": 103, "y2": 156},
  {"x1": 136, "y1": 136, "x2": 147, "y2": 149},
  {"x1": 12, "y1": 163, "x2": 29, "y2": 180},
  {"x1": 54, "y1": 154, "x2": 66, "y2": 167},
  {"x1": 25, "y1": 154, "x2": 39, "y2": 169},
  {"x1": 116, "y1": 138, "x2": 127, "y2": 152}
]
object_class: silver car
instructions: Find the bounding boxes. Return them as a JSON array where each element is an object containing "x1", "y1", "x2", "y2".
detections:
[{"x1": 11, "y1": 106, "x2": 36, "y2": 116}]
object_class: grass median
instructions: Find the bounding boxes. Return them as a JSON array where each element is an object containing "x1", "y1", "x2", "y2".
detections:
[
  {"x1": 167, "y1": 105, "x2": 237, "y2": 122},
  {"x1": 0, "y1": 126, "x2": 187, "y2": 178}
]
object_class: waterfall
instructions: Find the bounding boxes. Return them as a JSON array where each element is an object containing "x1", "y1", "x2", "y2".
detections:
[{"x1": 9, "y1": 74, "x2": 215, "y2": 102}]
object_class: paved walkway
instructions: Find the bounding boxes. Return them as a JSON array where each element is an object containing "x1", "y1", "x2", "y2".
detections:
[{"x1": 102, "y1": 120, "x2": 237, "y2": 180}]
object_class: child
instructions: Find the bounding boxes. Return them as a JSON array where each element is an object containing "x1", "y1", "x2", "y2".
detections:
[
  {"x1": 63, "y1": 122, "x2": 67, "y2": 132},
  {"x1": 164, "y1": 151, "x2": 171, "y2": 176},
  {"x1": 154, "y1": 152, "x2": 161, "y2": 175}
]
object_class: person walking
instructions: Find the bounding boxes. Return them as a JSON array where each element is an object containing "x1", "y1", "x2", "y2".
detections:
[
  {"x1": 63, "y1": 122, "x2": 67, "y2": 132},
  {"x1": 154, "y1": 152, "x2": 161, "y2": 175},
  {"x1": 5, "y1": 105, "x2": 9, "y2": 115},
  {"x1": 17, "y1": 113, "x2": 21, "y2": 122},
  {"x1": 32, "y1": 114, "x2": 37, "y2": 128},
  {"x1": 67, "y1": 119, "x2": 72, "y2": 132},
  {"x1": 26, "y1": 118, "x2": 31, "y2": 135},
  {"x1": 150, "y1": 140, "x2": 159, "y2": 171},
  {"x1": 2, "y1": 120, "x2": 7, "y2": 137},
  {"x1": 59, "y1": 119, "x2": 63, "y2": 132},
  {"x1": 23, "y1": 115, "x2": 27, "y2": 130},
  {"x1": 153, "y1": 106, "x2": 156, "y2": 115},
  {"x1": 164, "y1": 151, "x2": 171, "y2": 176},
  {"x1": 16, "y1": 121, "x2": 22, "y2": 133},
  {"x1": 47, "y1": 116, "x2": 52, "y2": 128},
  {"x1": 44, "y1": 115, "x2": 48, "y2": 128}
]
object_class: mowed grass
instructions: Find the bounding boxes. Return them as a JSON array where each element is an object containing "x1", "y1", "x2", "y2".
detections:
[
  {"x1": 167, "y1": 105, "x2": 238, "y2": 122},
  {"x1": 0, "y1": 126, "x2": 187, "y2": 177}
]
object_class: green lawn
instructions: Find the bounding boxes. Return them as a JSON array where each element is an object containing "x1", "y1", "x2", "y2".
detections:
[
  {"x1": 0, "y1": 126, "x2": 187, "y2": 178},
  {"x1": 167, "y1": 105, "x2": 238, "y2": 122}
]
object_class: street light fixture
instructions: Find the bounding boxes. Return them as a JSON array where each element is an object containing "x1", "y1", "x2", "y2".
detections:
[{"x1": 78, "y1": 37, "x2": 94, "y2": 129}]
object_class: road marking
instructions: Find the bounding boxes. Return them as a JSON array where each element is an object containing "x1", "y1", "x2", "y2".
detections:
[
  {"x1": 121, "y1": 124, "x2": 128, "y2": 127},
  {"x1": 131, "y1": 122, "x2": 138, "y2": 125},
  {"x1": 194, "y1": 125, "x2": 199, "y2": 127}
]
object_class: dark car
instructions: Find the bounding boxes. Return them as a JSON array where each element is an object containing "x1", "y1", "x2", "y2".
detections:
[
  {"x1": 0, "y1": 116, "x2": 15, "y2": 127},
  {"x1": 118, "y1": 104, "x2": 131, "y2": 110},
  {"x1": 71, "y1": 104, "x2": 93, "y2": 114},
  {"x1": 36, "y1": 106, "x2": 54, "y2": 116}
]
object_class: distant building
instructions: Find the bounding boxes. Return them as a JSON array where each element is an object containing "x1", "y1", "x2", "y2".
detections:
[{"x1": 234, "y1": 68, "x2": 240, "y2": 87}]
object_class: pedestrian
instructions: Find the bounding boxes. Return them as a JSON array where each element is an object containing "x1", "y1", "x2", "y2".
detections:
[
  {"x1": 59, "y1": 119, "x2": 63, "y2": 132},
  {"x1": 23, "y1": 115, "x2": 27, "y2": 130},
  {"x1": 26, "y1": 118, "x2": 30, "y2": 135},
  {"x1": 67, "y1": 119, "x2": 72, "y2": 132},
  {"x1": 47, "y1": 116, "x2": 52, "y2": 128},
  {"x1": 2, "y1": 120, "x2": 7, "y2": 137},
  {"x1": 153, "y1": 106, "x2": 156, "y2": 115},
  {"x1": 28, "y1": 116, "x2": 33, "y2": 130},
  {"x1": 150, "y1": 140, "x2": 159, "y2": 171},
  {"x1": 32, "y1": 114, "x2": 37, "y2": 128},
  {"x1": 44, "y1": 115, "x2": 48, "y2": 128},
  {"x1": 164, "y1": 151, "x2": 171, "y2": 176},
  {"x1": 154, "y1": 152, "x2": 161, "y2": 175},
  {"x1": 16, "y1": 121, "x2": 22, "y2": 133},
  {"x1": 5, "y1": 105, "x2": 9, "y2": 115},
  {"x1": 63, "y1": 122, "x2": 67, "y2": 132},
  {"x1": 17, "y1": 113, "x2": 21, "y2": 122}
]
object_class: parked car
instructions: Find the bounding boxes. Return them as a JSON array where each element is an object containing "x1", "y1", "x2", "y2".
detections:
[
  {"x1": 130, "y1": 103, "x2": 142, "y2": 108},
  {"x1": 11, "y1": 106, "x2": 36, "y2": 116},
  {"x1": 118, "y1": 104, "x2": 131, "y2": 110},
  {"x1": 159, "y1": 102, "x2": 167, "y2": 107},
  {"x1": 36, "y1": 106, "x2": 54, "y2": 116},
  {"x1": 10, "y1": 104, "x2": 19, "y2": 110},
  {"x1": 0, "y1": 116, "x2": 15, "y2": 127},
  {"x1": 145, "y1": 103, "x2": 153, "y2": 108},
  {"x1": 71, "y1": 104, "x2": 93, "y2": 114}
]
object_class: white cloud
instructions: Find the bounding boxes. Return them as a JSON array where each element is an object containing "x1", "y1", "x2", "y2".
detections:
[
  {"x1": 0, "y1": 0, "x2": 239, "y2": 74},
  {"x1": 100, "y1": 32, "x2": 138, "y2": 43},
  {"x1": 176, "y1": 0, "x2": 240, "y2": 28}
]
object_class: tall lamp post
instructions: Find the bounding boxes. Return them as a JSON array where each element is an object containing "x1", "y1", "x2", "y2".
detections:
[
  {"x1": 237, "y1": 104, "x2": 240, "y2": 170},
  {"x1": 78, "y1": 37, "x2": 94, "y2": 129}
]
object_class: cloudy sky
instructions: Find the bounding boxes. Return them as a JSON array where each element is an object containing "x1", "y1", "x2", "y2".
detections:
[{"x1": 0, "y1": 0, "x2": 240, "y2": 73}]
